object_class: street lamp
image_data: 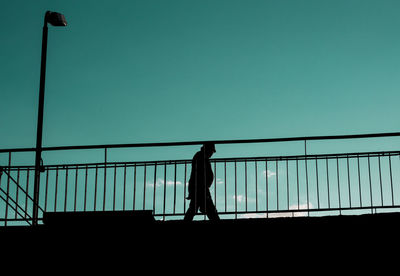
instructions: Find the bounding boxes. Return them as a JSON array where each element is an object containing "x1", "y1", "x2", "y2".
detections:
[{"x1": 32, "y1": 11, "x2": 67, "y2": 226}]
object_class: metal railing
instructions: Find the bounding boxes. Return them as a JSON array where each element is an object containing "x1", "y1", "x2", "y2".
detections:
[{"x1": 1, "y1": 132, "x2": 400, "y2": 226}]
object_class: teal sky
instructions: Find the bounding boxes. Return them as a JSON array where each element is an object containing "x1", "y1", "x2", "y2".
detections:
[
  {"x1": 4, "y1": 0, "x2": 400, "y2": 223},
  {"x1": 2, "y1": 0, "x2": 400, "y2": 156}
]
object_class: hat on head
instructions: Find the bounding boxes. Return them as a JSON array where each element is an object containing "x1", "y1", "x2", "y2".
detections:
[{"x1": 202, "y1": 142, "x2": 216, "y2": 153}]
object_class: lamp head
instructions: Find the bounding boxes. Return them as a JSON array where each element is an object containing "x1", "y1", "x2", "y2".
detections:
[{"x1": 45, "y1": 11, "x2": 67, "y2": 26}]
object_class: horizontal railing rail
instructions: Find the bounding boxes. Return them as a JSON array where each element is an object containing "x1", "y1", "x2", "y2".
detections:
[{"x1": 2, "y1": 131, "x2": 400, "y2": 153}]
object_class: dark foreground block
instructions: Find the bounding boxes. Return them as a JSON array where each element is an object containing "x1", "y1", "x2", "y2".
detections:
[
  {"x1": 42, "y1": 210, "x2": 155, "y2": 228},
  {"x1": 2, "y1": 211, "x2": 400, "y2": 255}
]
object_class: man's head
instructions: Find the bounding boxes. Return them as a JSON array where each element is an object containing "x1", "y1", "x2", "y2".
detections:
[{"x1": 202, "y1": 142, "x2": 216, "y2": 158}]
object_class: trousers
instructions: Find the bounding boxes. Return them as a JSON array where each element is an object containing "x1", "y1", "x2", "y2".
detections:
[{"x1": 184, "y1": 190, "x2": 220, "y2": 221}]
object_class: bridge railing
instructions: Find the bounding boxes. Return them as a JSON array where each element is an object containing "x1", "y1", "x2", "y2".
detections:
[{"x1": 1, "y1": 132, "x2": 400, "y2": 226}]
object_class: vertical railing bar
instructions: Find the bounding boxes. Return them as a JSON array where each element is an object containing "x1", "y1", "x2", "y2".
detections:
[
  {"x1": 286, "y1": 160, "x2": 289, "y2": 211},
  {"x1": 133, "y1": 164, "x2": 137, "y2": 211},
  {"x1": 25, "y1": 168, "x2": 31, "y2": 218},
  {"x1": 123, "y1": 163, "x2": 127, "y2": 211},
  {"x1": 357, "y1": 154, "x2": 362, "y2": 208},
  {"x1": 336, "y1": 158, "x2": 341, "y2": 214},
  {"x1": 54, "y1": 167, "x2": 58, "y2": 212},
  {"x1": 94, "y1": 165, "x2": 98, "y2": 211},
  {"x1": 64, "y1": 167, "x2": 68, "y2": 212},
  {"x1": 224, "y1": 161, "x2": 227, "y2": 213},
  {"x1": 113, "y1": 164, "x2": 117, "y2": 211},
  {"x1": 84, "y1": 165, "x2": 88, "y2": 211},
  {"x1": 276, "y1": 160, "x2": 279, "y2": 211},
  {"x1": 163, "y1": 163, "x2": 167, "y2": 220},
  {"x1": 326, "y1": 158, "x2": 330, "y2": 209},
  {"x1": 304, "y1": 140, "x2": 307, "y2": 155},
  {"x1": 245, "y1": 160, "x2": 248, "y2": 212},
  {"x1": 143, "y1": 164, "x2": 147, "y2": 210},
  {"x1": 103, "y1": 148, "x2": 107, "y2": 211},
  {"x1": 347, "y1": 155, "x2": 352, "y2": 208},
  {"x1": 5, "y1": 152, "x2": 11, "y2": 225},
  {"x1": 15, "y1": 168, "x2": 20, "y2": 219},
  {"x1": 266, "y1": 160, "x2": 269, "y2": 216},
  {"x1": 296, "y1": 159, "x2": 299, "y2": 210},
  {"x1": 234, "y1": 160, "x2": 237, "y2": 219},
  {"x1": 389, "y1": 155, "x2": 394, "y2": 206},
  {"x1": 184, "y1": 161, "x2": 187, "y2": 212},
  {"x1": 194, "y1": 157, "x2": 197, "y2": 220},
  {"x1": 368, "y1": 155, "x2": 373, "y2": 210},
  {"x1": 7, "y1": 168, "x2": 14, "y2": 220},
  {"x1": 203, "y1": 151, "x2": 207, "y2": 220},
  {"x1": 173, "y1": 162, "x2": 177, "y2": 214},
  {"x1": 255, "y1": 160, "x2": 258, "y2": 212},
  {"x1": 74, "y1": 165, "x2": 78, "y2": 212},
  {"x1": 214, "y1": 161, "x2": 217, "y2": 209},
  {"x1": 378, "y1": 155, "x2": 383, "y2": 206},
  {"x1": 316, "y1": 158, "x2": 320, "y2": 209},
  {"x1": 304, "y1": 140, "x2": 309, "y2": 215},
  {"x1": 305, "y1": 155, "x2": 309, "y2": 214},
  {"x1": 153, "y1": 162, "x2": 157, "y2": 215}
]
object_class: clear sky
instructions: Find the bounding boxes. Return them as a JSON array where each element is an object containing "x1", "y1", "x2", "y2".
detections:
[{"x1": 2, "y1": 0, "x2": 400, "y2": 157}]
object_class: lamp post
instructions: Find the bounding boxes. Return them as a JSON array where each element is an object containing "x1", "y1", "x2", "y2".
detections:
[{"x1": 32, "y1": 11, "x2": 67, "y2": 226}]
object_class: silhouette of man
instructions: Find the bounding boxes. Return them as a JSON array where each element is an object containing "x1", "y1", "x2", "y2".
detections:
[{"x1": 184, "y1": 142, "x2": 220, "y2": 221}]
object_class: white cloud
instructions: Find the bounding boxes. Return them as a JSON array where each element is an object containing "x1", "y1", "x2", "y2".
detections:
[
  {"x1": 263, "y1": 170, "x2": 276, "y2": 178},
  {"x1": 166, "y1": 180, "x2": 182, "y2": 186},
  {"x1": 288, "y1": 203, "x2": 313, "y2": 217},
  {"x1": 238, "y1": 203, "x2": 314, "y2": 219},
  {"x1": 233, "y1": 195, "x2": 244, "y2": 202},
  {"x1": 146, "y1": 178, "x2": 183, "y2": 187},
  {"x1": 239, "y1": 213, "x2": 267, "y2": 219}
]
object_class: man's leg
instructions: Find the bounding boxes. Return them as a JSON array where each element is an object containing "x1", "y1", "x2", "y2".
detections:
[
  {"x1": 205, "y1": 197, "x2": 220, "y2": 221},
  {"x1": 184, "y1": 200, "x2": 197, "y2": 221}
]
